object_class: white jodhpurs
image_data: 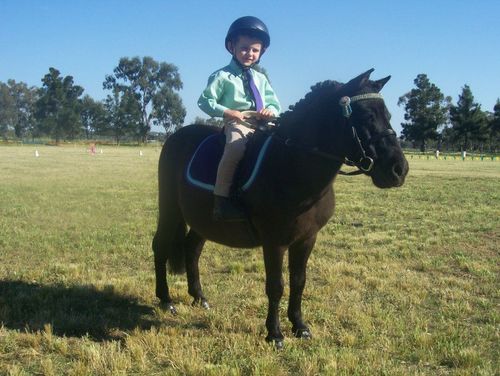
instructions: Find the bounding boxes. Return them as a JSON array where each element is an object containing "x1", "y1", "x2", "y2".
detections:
[{"x1": 213, "y1": 122, "x2": 254, "y2": 197}]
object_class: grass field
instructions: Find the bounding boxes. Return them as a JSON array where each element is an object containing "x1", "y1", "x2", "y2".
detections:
[{"x1": 0, "y1": 145, "x2": 498, "y2": 375}]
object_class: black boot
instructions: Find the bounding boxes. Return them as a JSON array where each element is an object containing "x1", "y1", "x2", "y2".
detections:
[{"x1": 213, "y1": 195, "x2": 246, "y2": 222}]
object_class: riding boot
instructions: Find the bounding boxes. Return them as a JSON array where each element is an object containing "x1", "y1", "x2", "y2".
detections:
[{"x1": 213, "y1": 195, "x2": 246, "y2": 222}]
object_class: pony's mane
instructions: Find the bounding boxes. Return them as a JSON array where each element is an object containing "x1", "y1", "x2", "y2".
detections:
[{"x1": 280, "y1": 80, "x2": 344, "y2": 125}]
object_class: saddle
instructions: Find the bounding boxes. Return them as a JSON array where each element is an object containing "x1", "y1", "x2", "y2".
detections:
[{"x1": 186, "y1": 115, "x2": 274, "y2": 194}]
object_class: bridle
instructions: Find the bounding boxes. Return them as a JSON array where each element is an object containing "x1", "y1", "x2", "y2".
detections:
[
  {"x1": 274, "y1": 92, "x2": 397, "y2": 176},
  {"x1": 338, "y1": 93, "x2": 397, "y2": 174}
]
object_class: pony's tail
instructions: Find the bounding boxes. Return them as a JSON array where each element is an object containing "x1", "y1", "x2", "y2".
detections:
[
  {"x1": 156, "y1": 135, "x2": 187, "y2": 275},
  {"x1": 166, "y1": 221, "x2": 187, "y2": 274}
]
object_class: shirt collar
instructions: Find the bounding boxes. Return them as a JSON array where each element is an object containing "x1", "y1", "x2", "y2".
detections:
[{"x1": 228, "y1": 58, "x2": 251, "y2": 76}]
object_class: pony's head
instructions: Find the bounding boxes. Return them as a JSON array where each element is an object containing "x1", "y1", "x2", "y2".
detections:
[
  {"x1": 280, "y1": 69, "x2": 408, "y2": 188},
  {"x1": 337, "y1": 69, "x2": 408, "y2": 187}
]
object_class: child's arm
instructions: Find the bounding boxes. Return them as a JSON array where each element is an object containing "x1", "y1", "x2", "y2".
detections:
[
  {"x1": 223, "y1": 109, "x2": 247, "y2": 123},
  {"x1": 199, "y1": 72, "x2": 246, "y2": 123},
  {"x1": 263, "y1": 80, "x2": 281, "y2": 117},
  {"x1": 198, "y1": 73, "x2": 228, "y2": 118},
  {"x1": 257, "y1": 108, "x2": 275, "y2": 120}
]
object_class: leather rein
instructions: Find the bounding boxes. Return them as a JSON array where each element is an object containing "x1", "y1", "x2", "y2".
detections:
[{"x1": 273, "y1": 93, "x2": 397, "y2": 176}]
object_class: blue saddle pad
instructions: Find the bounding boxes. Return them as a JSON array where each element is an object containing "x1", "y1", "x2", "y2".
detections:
[{"x1": 186, "y1": 133, "x2": 273, "y2": 192}]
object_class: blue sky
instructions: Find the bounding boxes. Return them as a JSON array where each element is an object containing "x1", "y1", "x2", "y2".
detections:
[{"x1": 1, "y1": 0, "x2": 499, "y2": 135}]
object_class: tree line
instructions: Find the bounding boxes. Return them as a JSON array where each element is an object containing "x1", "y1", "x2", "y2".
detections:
[
  {"x1": 1, "y1": 63, "x2": 499, "y2": 151},
  {"x1": 398, "y1": 74, "x2": 499, "y2": 152},
  {"x1": 0, "y1": 56, "x2": 186, "y2": 144}
]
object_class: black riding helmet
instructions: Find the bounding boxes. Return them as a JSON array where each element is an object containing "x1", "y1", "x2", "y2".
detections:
[{"x1": 225, "y1": 16, "x2": 271, "y2": 55}]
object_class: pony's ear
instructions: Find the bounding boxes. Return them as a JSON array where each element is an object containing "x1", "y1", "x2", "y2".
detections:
[
  {"x1": 345, "y1": 68, "x2": 375, "y2": 91},
  {"x1": 373, "y1": 76, "x2": 391, "y2": 92}
]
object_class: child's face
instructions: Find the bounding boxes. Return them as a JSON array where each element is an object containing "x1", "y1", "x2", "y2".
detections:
[{"x1": 230, "y1": 36, "x2": 263, "y2": 67}]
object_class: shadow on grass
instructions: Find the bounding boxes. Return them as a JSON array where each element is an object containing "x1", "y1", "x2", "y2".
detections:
[{"x1": 0, "y1": 280, "x2": 160, "y2": 341}]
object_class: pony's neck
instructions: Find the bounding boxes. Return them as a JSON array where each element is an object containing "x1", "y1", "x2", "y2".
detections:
[
  {"x1": 274, "y1": 119, "x2": 343, "y2": 204},
  {"x1": 270, "y1": 79, "x2": 348, "y2": 205}
]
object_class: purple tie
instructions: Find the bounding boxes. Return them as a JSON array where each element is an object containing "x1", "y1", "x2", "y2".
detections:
[{"x1": 244, "y1": 69, "x2": 263, "y2": 112}]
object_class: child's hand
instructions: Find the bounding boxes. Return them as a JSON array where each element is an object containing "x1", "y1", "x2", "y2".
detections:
[
  {"x1": 257, "y1": 108, "x2": 275, "y2": 120},
  {"x1": 223, "y1": 109, "x2": 247, "y2": 123}
]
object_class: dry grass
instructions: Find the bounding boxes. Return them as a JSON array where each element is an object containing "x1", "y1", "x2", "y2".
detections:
[{"x1": 0, "y1": 145, "x2": 498, "y2": 375}]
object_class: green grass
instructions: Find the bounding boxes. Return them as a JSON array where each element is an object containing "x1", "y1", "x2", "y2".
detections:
[{"x1": 0, "y1": 145, "x2": 498, "y2": 375}]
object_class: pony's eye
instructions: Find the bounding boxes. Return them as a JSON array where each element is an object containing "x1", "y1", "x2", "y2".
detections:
[{"x1": 363, "y1": 113, "x2": 376, "y2": 123}]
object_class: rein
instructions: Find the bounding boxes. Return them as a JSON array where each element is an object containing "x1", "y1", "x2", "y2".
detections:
[{"x1": 273, "y1": 93, "x2": 397, "y2": 176}]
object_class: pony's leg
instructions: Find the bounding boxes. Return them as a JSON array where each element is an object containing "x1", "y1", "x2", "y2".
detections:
[
  {"x1": 287, "y1": 235, "x2": 316, "y2": 339},
  {"x1": 184, "y1": 229, "x2": 209, "y2": 308},
  {"x1": 262, "y1": 244, "x2": 286, "y2": 348},
  {"x1": 152, "y1": 217, "x2": 185, "y2": 314}
]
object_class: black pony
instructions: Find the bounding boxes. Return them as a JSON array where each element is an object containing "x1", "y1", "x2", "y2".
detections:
[{"x1": 152, "y1": 69, "x2": 409, "y2": 348}]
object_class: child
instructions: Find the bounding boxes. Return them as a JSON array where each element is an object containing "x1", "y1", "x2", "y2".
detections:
[{"x1": 198, "y1": 16, "x2": 281, "y2": 221}]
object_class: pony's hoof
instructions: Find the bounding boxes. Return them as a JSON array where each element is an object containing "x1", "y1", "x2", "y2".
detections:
[
  {"x1": 161, "y1": 302, "x2": 178, "y2": 315},
  {"x1": 294, "y1": 328, "x2": 312, "y2": 340},
  {"x1": 272, "y1": 339, "x2": 284, "y2": 350},
  {"x1": 266, "y1": 336, "x2": 284, "y2": 350},
  {"x1": 192, "y1": 298, "x2": 210, "y2": 310}
]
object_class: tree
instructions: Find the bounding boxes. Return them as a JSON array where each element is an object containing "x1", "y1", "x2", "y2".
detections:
[
  {"x1": 103, "y1": 88, "x2": 142, "y2": 143},
  {"x1": 152, "y1": 86, "x2": 186, "y2": 135},
  {"x1": 0, "y1": 80, "x2": 37, "y2": 139},
  {"x1": 487, "y1": 99, "x2": 500, "y2": 151},
  {"x1": 103, "y1": 56, "x2": 186, "y2": 142},
  {"x1": 398, "y1": 74, "x2": 450, "y2": 152},
  {"x1": 35, "y1": 68, "x2": 84, "y2": 143},
  {"x1": 193, "y1": 116, "x2": 224, "y2": 127},
  {"x1": 449, "y1": 85, "x2": 488, "y2": 151},
  {"x1": 80, "y1": 95, "x2": 106, "y2": 139},
  {"x1": 0, "y1": 82, "x2": 15, "y2": 140}
]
